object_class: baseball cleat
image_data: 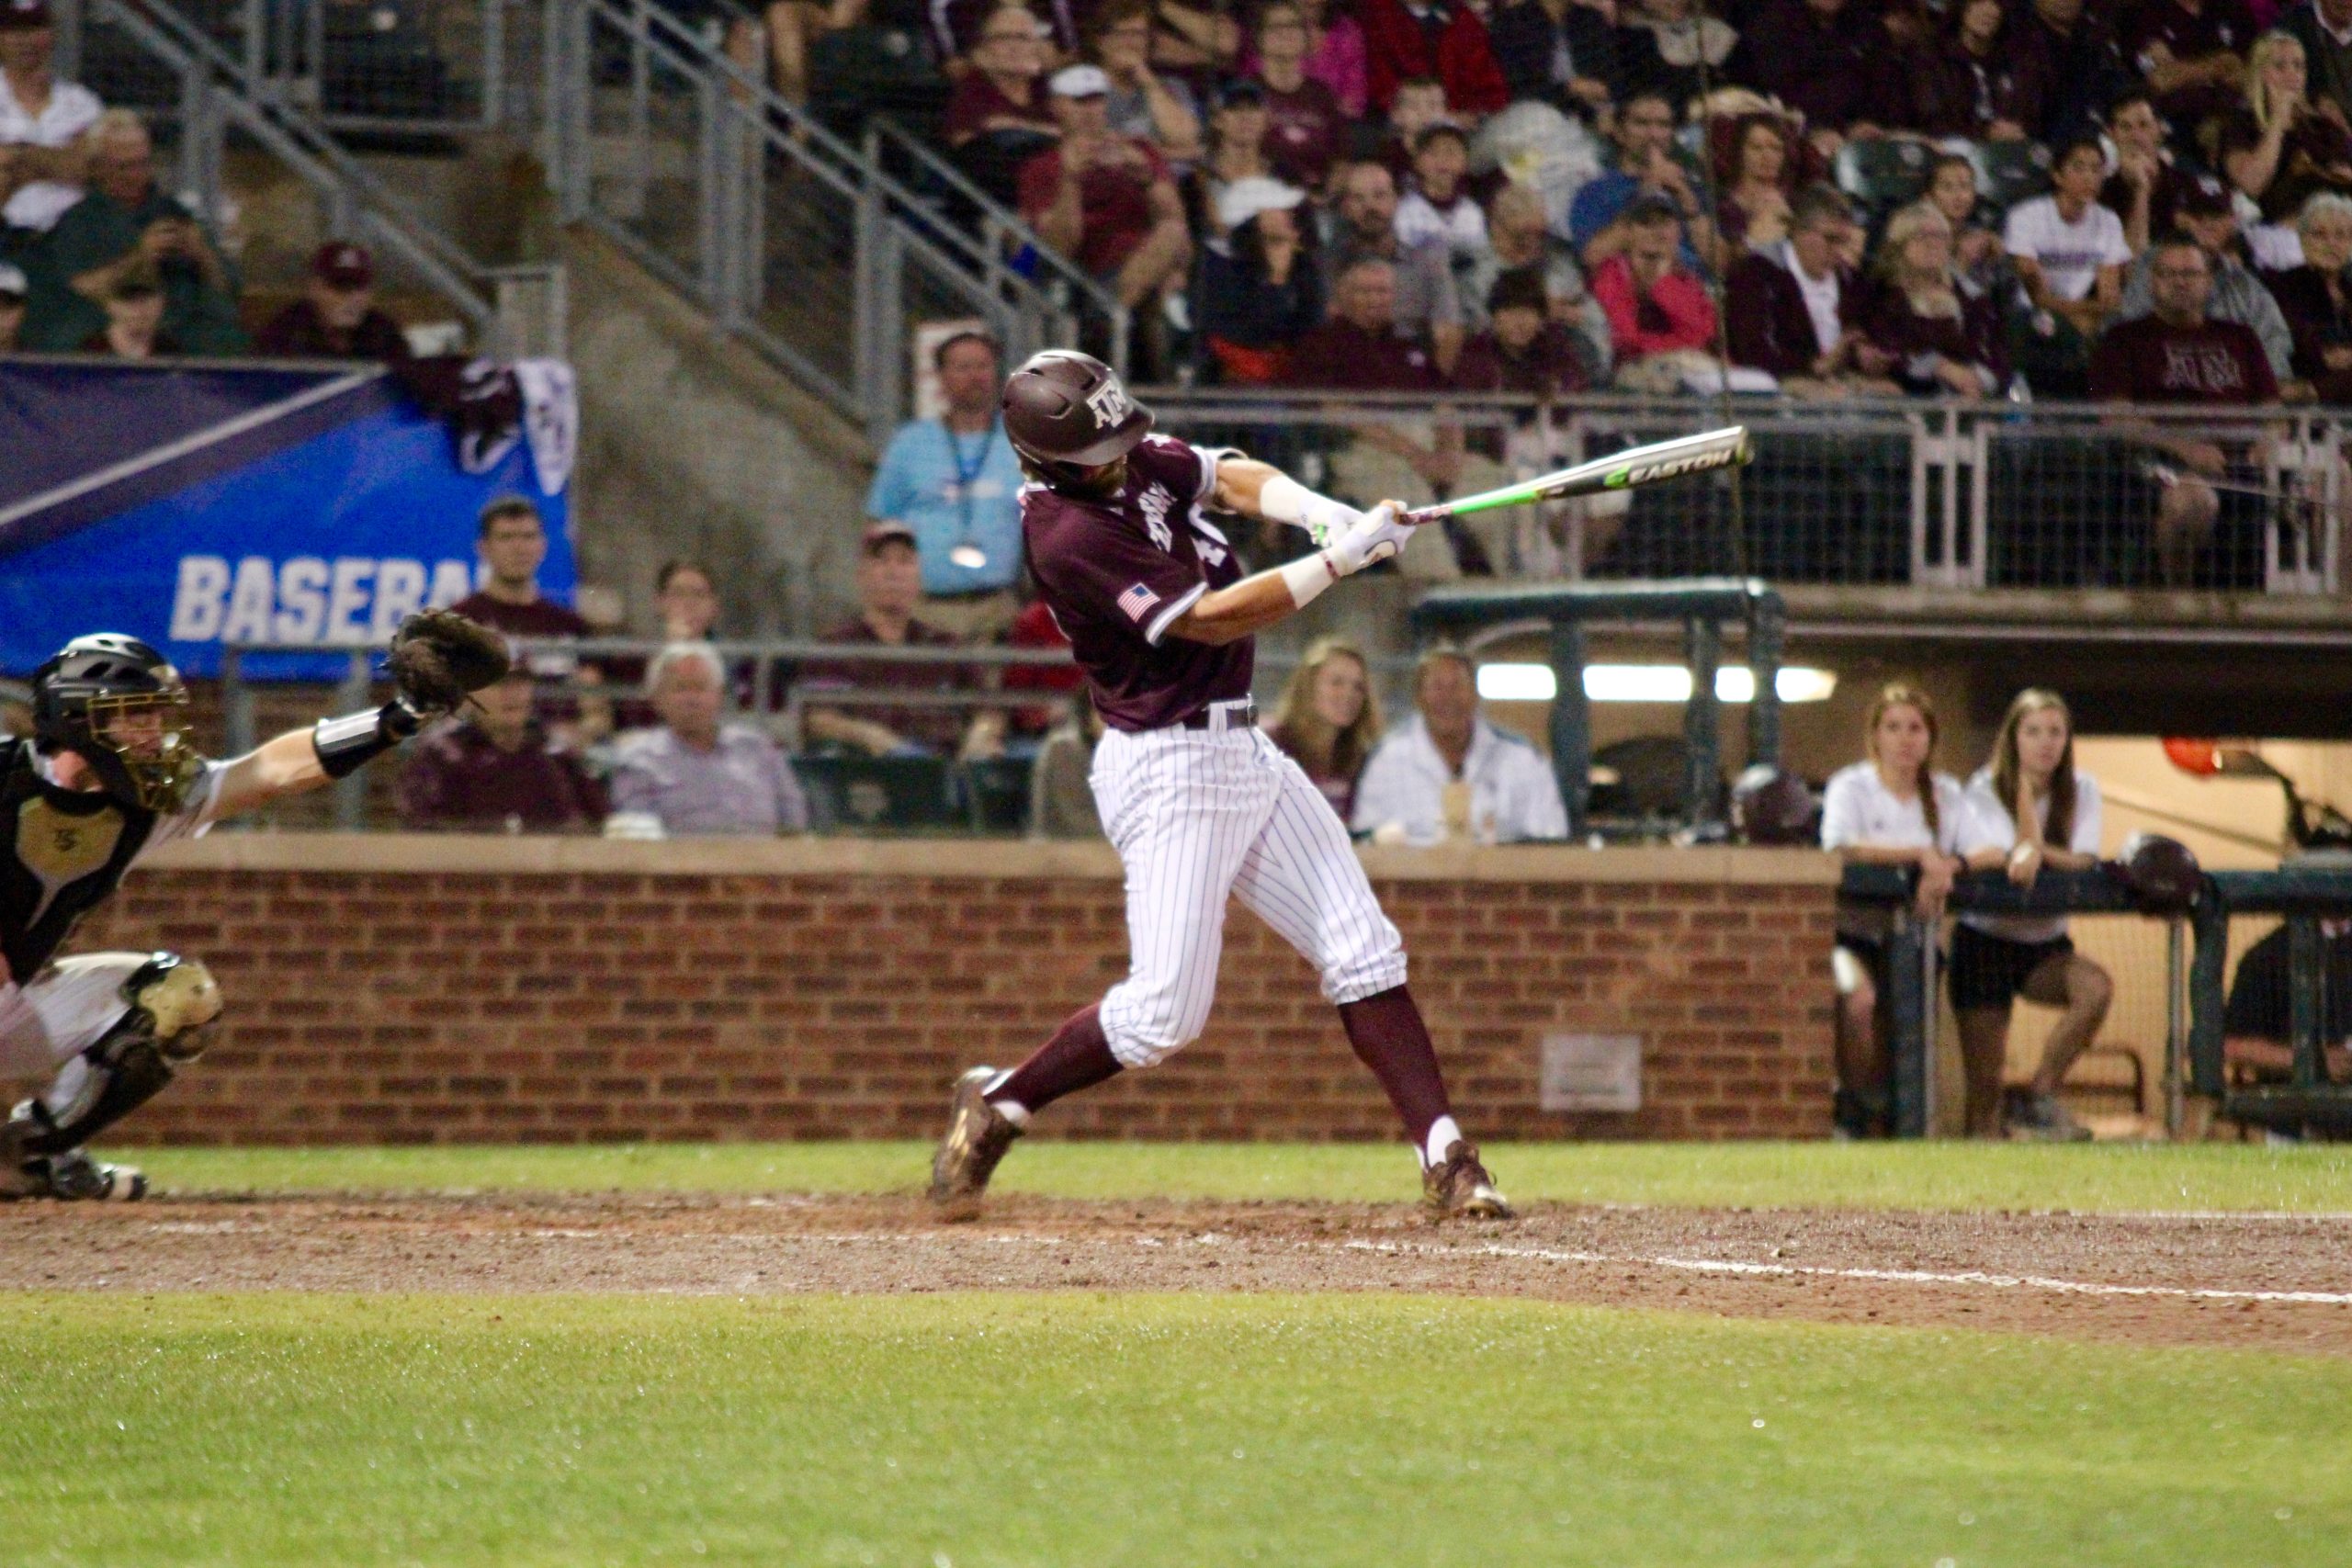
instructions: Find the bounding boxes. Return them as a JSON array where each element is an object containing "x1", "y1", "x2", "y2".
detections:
[
  {"x1": 10, "y1": 1148, "x2": 148, "y2": 1201},
  {"x1": 1422, "y1": 1140, "x2": 1512, "y2": 1221},
  {"x1": 928, "y1": 1066, "x2": 1022, "y2": 1223}
]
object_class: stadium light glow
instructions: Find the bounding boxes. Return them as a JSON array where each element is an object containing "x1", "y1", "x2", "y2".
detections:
[{"x1": 1476, "y1": 663, "x2": 1838, "y2": 704}]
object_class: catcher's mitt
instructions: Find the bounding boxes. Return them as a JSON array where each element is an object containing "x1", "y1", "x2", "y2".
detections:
[{"x1": 386, "y1": 609, "x2": 511, "y2": 715}]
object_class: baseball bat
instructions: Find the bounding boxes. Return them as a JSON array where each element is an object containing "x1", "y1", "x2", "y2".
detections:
[{"x1": 1399, "y1": 426, "x2": 1754, "y2": 526}]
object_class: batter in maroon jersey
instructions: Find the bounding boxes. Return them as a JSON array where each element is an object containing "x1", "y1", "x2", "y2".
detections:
[{"x1": 928, "y1": 350, "x2": 1512, "y2": 1222}]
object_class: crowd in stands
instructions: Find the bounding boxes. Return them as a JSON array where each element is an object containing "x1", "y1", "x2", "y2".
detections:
[
  {"x1": 0, "y1": 0, "x2": 458, "y2": 370},
  {"x1": 739, "y1": 0, "x2": 2352, "y2": 426}
]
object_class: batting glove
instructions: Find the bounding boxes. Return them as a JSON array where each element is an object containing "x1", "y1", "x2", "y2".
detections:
[{"x1": 1322, "y1": 502, "x2": 1410, "y2": 576}]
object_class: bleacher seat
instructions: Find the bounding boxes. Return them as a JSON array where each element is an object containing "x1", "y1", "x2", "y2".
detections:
[
  {"x1": 1969, "y1": 140, "x2": 2053, "y2": 215},
  {"x1": 962, "y1": 755, "x2": 1034, "y2": 834},
  {"x1": 1833, "y1": 139, "x2": 1933, "y2": 220}
]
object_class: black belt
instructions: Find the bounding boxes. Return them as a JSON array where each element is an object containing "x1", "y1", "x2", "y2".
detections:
[{"x1": 1178, "y1": 700, "x2": 1256, "y2": 731}]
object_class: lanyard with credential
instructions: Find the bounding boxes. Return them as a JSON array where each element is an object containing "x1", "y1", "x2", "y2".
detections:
[{"x1": 944, "y1": 417, "x2": 997, "y2": 571}]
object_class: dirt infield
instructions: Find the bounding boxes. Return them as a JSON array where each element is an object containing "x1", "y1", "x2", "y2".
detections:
[{"x1": 6, "y1": 1192, "x2": 2348, "y2": 1356}]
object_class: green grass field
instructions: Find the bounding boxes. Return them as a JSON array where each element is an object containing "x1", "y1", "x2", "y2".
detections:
[
  {"x1": 119, "y1": 1138, "x2": 2352, "y2": 1213},
  {"x1": 20, "y1": 1142, "x2": 2348, "y2": 1563},
  {"x1": 6, "y1": 1292, "x2": 2347, "y2": 1568}
]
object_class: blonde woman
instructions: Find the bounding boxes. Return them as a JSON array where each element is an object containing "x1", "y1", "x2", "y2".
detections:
[
  {"x1": 1262, "y1": 637, "x2": 1384, "y2": 824},
  {"x1": 1819, "y1": 683, "x2": 1966, "y2": 1139},
  {"x1": 2221, "y1": 32, "x2": 2352, "y2": 224},
  {"x1": 1952, "y1": 689, "x2": 2112, "y2": 1141},
  {"x1": 1859, "y1": 202, "x2": 2008, "y2": 397}
]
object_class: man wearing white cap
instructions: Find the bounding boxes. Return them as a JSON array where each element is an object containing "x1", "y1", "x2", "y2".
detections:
[
  {"x1": 0, "y1": 0, "x2": 103, "y2": 233},
  {"x1": 1199, "y1": 175, "x2": 1322, "y2": 383},
  {"x1": 1018, "y1": 62, "x2": 1192, "y2": 328}
]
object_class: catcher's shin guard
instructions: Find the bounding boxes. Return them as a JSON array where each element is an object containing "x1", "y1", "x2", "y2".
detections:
[{"x1": 11, "y1": 953, "x2": 221, "y2": 1156}]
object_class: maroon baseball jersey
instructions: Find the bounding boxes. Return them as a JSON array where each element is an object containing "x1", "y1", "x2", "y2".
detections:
[{"x1": 1022, "y1": 433, "x2": 1251, "y2": 732}]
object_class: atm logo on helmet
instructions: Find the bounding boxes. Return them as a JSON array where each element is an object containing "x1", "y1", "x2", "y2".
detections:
[
  {"x1": 1085, "y1": 381, "x2": 1134, "y2": 430},
  {"x1": 1602, "y1": 445, "x2": 1744, "y2": 489}
]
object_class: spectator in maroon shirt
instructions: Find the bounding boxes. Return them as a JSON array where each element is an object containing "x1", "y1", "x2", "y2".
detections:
[
  {"x1": 2127, "y1": 0, "x2": 2258, "y2": 132},
  {"x1": 1905, "y1": 0, "x2": 2034, "y2": 141},
  {"x1": 1285, "y1": 256, "x2": 1445, "y2": 390},
  {"x1": 1860, "y1": 201, "x2": 2009, "y2": 396},
  {"x1": 1356, "y1": 0, "x2": 1510, "y2": 117},
  {"x1": 944, "y1": 5, "x2": 1058, "y2": 148},
  {"x1": 1019, "y1": 64, "x2": 1192, "y2": 315},
  {"x1": 2089, "y1": 233, "x2": 2281, "y2": 581},
  {"x1": 1451, "y1": 266, "x2": 1589, "y2": 397},
  {"x1": 1589, "y1": 195, "x2": 1720, "y2": 390},
  {"x1": 394, "y1": 669, "x2": 607, "y2": 833},
  {"x1": 1726, "y1": 184, "x2": 1900, "y2": 395},
  {"x1": 1285, "y1": 256, "x2": 1505, "y2": 576},
  {"x1": 449, "y1": 497, "x2": 594, "y2": 641},
  {"x1": 1251, "y1": 1, "x2": 1348, "y2": 189},
  {"x1": 2264, "y1": 192, "x2": 2352, "y2": 401},
  {"x1": 1712, "y1": 113, "x2": 1795, "y2": 260},
  {"x1": 801, "y1": 521, "x2": 1007, "y2": 759},
  {"x1": 254, "y1": 242, "x2": 413, "y2": 368},
  {"x1": 1729, "y1": 0, "x2": 1899, "y2": 157}
]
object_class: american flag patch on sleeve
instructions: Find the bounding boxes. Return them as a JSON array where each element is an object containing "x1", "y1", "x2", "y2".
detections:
[{"x1": 1117, "y1": 582, "x2": 1159, "y2": 623}]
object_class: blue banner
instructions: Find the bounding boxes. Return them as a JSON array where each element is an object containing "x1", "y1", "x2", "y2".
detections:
[{"x1": 0, "y1": 360, "x2": 572, "y2": 678}]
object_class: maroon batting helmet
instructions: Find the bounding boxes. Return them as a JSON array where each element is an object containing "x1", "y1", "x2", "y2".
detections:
[
  {"x1": 1001, "y1": 350, "x2": 1152, "y2": 468},
  {"x1": 1729, "y1": 764, "x2": 1819, "y2": 847},
  {"x1": 2116, "y1": 831, "x2": 2202, "y2": 915}
]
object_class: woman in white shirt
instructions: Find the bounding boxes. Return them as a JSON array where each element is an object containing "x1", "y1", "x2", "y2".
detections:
[
  {"x1": 1952, "y1": 688, "x2": 2113, "y2": 1141},
  {"x1": 1818, "y1": 683, "x2": 1966, "y2": 1139}
]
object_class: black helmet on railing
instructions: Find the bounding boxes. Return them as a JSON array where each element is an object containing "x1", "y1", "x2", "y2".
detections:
[
  {"x1": 1001, "y1": 350, "x2": 1152, "y2": 479},
  {"x1": 31, "y1": 634, "x2": 205, "y2": 812}
]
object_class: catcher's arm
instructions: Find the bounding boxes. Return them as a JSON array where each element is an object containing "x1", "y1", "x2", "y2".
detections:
[{"x1": 212, "y1": 611, "x2": 511, "y2": 818}]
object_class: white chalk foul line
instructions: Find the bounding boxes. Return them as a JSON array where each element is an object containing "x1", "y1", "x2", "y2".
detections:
[{"x1": 1340, "y1": 1239, "x2": 2352, "y2": 1306}]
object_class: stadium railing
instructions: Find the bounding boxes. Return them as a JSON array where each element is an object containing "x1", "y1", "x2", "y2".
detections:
[
  {"x1": 1844, "y1": 863, "x2": 2352, "y2": 1140},
  {"x1": 1145, "y1": 389, "x2": 2344, "y2": 594}
]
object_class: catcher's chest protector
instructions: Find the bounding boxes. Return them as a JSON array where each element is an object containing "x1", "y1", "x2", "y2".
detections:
[{"x1": 0, "y1": 739, "x2": 158, "y2": 982}]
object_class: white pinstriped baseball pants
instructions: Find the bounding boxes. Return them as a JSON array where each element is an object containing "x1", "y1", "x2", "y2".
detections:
[{"x1": 1089, "y1": 712, "x2": 1408, "y2": 1069}]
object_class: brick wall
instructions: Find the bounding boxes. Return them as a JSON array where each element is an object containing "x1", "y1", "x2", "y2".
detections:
[{"x1": 54, "y1": 838, "x2": 1838, "y2": 1145}]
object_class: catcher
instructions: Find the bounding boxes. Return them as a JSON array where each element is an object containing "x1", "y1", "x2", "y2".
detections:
[{"x1": 0, "y1": 611, "x2": 509, "y2": 1200}]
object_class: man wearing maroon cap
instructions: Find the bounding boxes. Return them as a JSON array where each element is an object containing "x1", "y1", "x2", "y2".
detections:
[
  {"x1": 0, "y1": 0, "x2": 102, "y2": 234},
  {"x1": 798, "y1": 521, "x2": 1005, "y2": 761},
  {"x1": 254, "y1": 242, "x2": 413, "y2": 367}
]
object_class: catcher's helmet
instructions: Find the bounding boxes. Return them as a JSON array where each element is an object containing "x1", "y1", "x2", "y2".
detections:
[
  {"x1": 2116, "y1": 831, "x2": 2202, "y2": 915},
  {"x1": 1729, "y1": 763, "x2": 1818, "y2": 847},
  {"x1": 1001, "y1": 350, "x2": 1152, "y2": 469},
  {"x1": 31, "y1": 634, "x2": 204, "y2": 811}
]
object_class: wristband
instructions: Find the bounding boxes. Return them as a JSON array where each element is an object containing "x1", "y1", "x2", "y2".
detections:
[
  {"x1": 1258, "y1": 475, "x2": 1358, "y2": 544},
  {"x1": 312, "y1": 701, "x2": 424, "y2": 780},
  {"x1": 1278, "y1": 551, "x2": 1340, "y2": 608}
]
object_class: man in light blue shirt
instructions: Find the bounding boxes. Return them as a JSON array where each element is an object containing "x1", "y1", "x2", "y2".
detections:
[{"x1": 866, "y1": 330, "x2": 1027, "y2": 641}]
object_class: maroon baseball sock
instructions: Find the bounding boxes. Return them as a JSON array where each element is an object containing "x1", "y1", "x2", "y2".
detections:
[
  {"x1": 1340, "y1": 985, "x2": 1456, "y2": 1160},
  {"x1": 986, "y1": 1004, "x2": 1122, "y2": 1121}
]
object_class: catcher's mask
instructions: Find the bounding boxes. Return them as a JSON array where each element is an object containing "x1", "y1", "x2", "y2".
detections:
[{"x1": 32, "y1": 634, "x2": 205, "y2": 812}]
